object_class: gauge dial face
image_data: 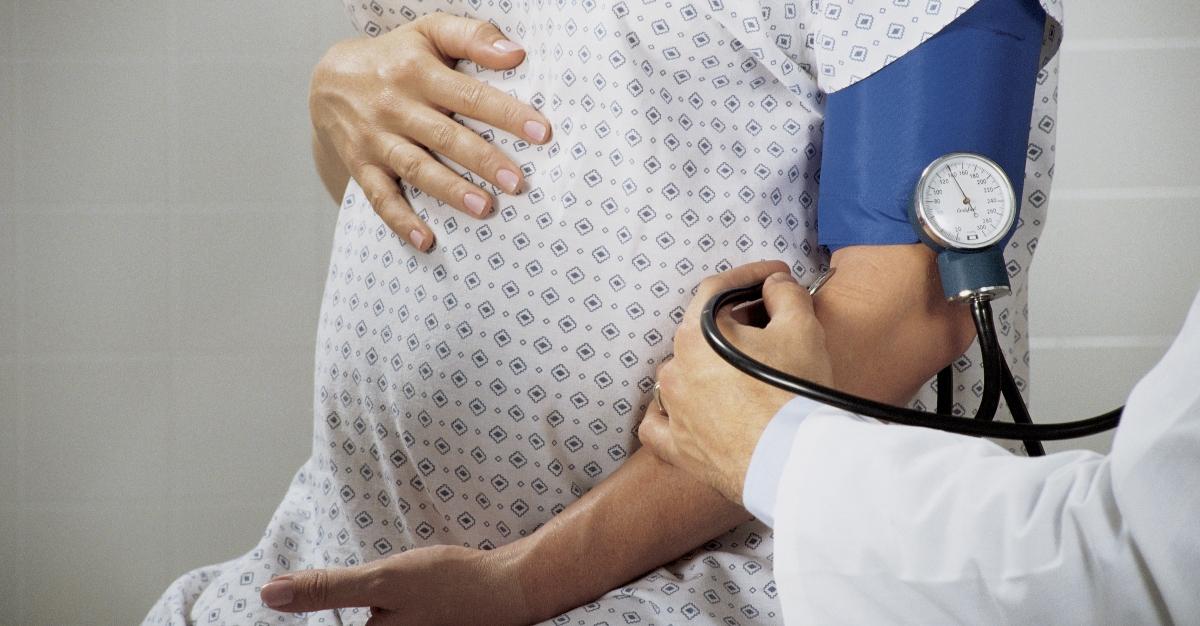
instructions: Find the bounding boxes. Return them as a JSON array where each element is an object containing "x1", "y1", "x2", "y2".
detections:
[{"x1": 915, "y1": 153, "x2": 1017, "y2": 250}]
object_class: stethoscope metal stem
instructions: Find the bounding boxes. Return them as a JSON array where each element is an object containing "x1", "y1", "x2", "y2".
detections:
[{"x1": 807, "y1": 266, "x2": 837, "y2": 296}]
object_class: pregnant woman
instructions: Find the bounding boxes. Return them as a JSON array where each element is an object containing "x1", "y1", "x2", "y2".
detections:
[{"x1": 146, "y1": 0, "x2": 1063, "y2": 623}]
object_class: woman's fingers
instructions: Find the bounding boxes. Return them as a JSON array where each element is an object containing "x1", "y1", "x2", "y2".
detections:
[
  {"x1": 260, "y1": 565, "x2": 376, "y2": 613},
  {"x1": 423, "y1": 63, "x2": 551, "y2": 145},
  {"x1": 413, "y1": 13, "x2": 528, "y2": 71},
  {"x1": 381, "y1": 136, "x2": 494, "y2": 218},
  {"x1": 399, "y1": 105, "x2": 525, "y2": 194},
  {"x1": 355, "y1": 163, "x2": 435, "y2": 252}
]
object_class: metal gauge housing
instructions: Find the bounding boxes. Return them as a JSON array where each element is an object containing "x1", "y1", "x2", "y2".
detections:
[{"x1": 914, "y1": 153, "x2": 1017, "y2": 251}]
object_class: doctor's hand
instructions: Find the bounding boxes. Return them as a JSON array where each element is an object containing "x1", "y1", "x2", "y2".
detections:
[
  {"x1": 638, "y1": 265, "x2": 834, "y2": 504},
  {"x1": 311, "y1": 13, "x2": 552, "y2": 251},
  {"x1": 258, "y1": 543, "x2": 532, "y2": 625}
]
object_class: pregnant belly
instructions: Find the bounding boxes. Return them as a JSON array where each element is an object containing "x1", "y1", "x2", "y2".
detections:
[{"x1": 313, "y1": 182, "x2": 691, "y2": 523}]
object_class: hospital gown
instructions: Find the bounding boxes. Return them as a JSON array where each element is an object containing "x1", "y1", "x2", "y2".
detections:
[{"x1": 145, "y1": 0, "x2": 1064, "y2": 623}]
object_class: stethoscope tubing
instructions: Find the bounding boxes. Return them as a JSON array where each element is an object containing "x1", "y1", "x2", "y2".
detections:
[{"x1": 701, "y1": 282, "x2": 1123, "y2": 441}]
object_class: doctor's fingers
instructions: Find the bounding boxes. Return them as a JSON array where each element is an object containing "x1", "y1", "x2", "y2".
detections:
[
  {"x1": 355, "y1": 164, "x2": 435, "y2": 252},
  {"x1": 760, "y1": 272, "x2": 833, "y2": 371},
  {"x1": 760, "y1": 271, "x2": 818, "y2": 328},
  {"x1": 682, "y1": 260, "x2": 792, "y2": 325},
  {"x1": 670, "y1": 302, "x2": 744, "y2": 361},
  {"x1": 637, "y1": 409, "x2": 681, "y2": 466}
]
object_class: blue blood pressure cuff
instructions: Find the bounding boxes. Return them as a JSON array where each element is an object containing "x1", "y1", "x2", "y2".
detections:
[{"x1": 817, "y1": 0, "x2": 1047, "y2": 252}]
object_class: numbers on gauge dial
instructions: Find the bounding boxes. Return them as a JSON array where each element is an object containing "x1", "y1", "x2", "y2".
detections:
[{"x1": 919, "y1": 157, "x2": 1015, "y2": 249}]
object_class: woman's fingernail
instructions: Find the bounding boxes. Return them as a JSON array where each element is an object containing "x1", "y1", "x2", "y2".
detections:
[
  {"x1": 523, "y1": 120, "x2": 548, "y2": 143},
  {"x1": 464, "y1": 192, "x2": 489, "y2": 217},
  {"x1": 261, "y1": 579, "x2": 294, "y2": 608},
  {"x1": 492, "y1": 40, "x2": 524, "y2": 53},
  {"x1": 497, "y1": 169, "x2": 521, "y2": 194},
  {"x1": 409, "y1": 229, "x2": 427, "y2": 250}
]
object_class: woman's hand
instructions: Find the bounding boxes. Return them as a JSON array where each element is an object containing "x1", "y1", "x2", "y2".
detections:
[
  {"x1": 259, "y1": 544, "x2": 533, "y2": 625},
  {"x1": 638, "y1": 263, "x2": 835, "y2": 503},
  {"x1": 311, "y1": 13, "x2": 552, "y2": 251}
]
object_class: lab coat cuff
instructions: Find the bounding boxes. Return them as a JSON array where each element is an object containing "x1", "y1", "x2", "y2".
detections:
[{"x1": 742, "y1": 396, "x2": 823, "y2": 528}]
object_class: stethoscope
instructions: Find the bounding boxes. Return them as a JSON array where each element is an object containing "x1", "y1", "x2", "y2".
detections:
[{"x1": 701, "y1": 153, "x2": 1122, "y2": 455}]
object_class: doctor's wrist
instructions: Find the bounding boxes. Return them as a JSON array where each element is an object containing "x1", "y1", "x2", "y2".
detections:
[{"x1": 741, "y1": 397, "x2": 823, "y2": 527}]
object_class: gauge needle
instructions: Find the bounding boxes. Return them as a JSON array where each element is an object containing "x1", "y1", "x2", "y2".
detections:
[{"x1": 948, "y1": 169, "x2": 972, "y2": 206}]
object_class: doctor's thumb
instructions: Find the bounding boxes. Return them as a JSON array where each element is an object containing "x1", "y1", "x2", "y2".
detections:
[
  {"x1": 761, "y1": 271, "x2": 814, "y2": 321},
  {"x1": 637, "y1": 412, "x2": 678, "y2": 466}
]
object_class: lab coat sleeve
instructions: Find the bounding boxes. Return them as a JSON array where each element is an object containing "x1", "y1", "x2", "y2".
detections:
[
  {"x1": 742, "y1": 397, "x2": 824, "y2": 528},
  {"x1": 768, "y1": 290, "x2": 1200, "y2": 625}
]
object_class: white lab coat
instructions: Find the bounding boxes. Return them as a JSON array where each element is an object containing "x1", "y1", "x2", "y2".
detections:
[{"x1": 747, "y1": 290, "x2": 1200, "y2": 624}]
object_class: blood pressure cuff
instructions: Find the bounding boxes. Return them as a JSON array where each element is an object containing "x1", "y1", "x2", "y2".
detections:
[{"x1": 817, "y1": 0, "x2": 1046, "y2": 252}]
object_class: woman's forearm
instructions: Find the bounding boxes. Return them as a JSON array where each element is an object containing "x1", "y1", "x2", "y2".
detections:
[
  {"x1": 816, "y1": 243, "x2": 976, "y2": 405},
  {"x1": 512, "y1": 446, "x2": 750, "y2": 620},
  {"x1": 507, "y1": 243, "x2": 975, "y2": 620}
]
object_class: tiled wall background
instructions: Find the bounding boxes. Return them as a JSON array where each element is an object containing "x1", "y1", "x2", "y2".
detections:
[
  {"x1": 1031, "y1": 2, "x2": 1200, "y2": 454},
  {"x1": 1, "y1": 1, "x2": 1198, "y2": 624}
]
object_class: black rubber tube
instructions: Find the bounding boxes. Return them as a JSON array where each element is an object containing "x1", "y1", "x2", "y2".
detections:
[
  {"x1": 700, "y1": 282, "x2": 1122, "y2": 441},
  {"x1": 936, "y1": 366, "x2": 954, "y2": 416},
  {"x1": 999, "y1": 358, "x2": 1047, "y2": 456},
  {"x1": 970, "y1": 299, "x2": 1003, "y2": 423}
]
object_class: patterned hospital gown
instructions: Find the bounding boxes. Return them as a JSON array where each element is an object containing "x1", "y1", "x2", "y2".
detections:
[{"x1": 146, "y1": 0, "x2": 1064, "y2": 623}]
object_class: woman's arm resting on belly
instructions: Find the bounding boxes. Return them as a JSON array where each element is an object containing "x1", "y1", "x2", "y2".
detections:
[{"x1": 508, "y1": 244, "x2": 974, "y2": 621}]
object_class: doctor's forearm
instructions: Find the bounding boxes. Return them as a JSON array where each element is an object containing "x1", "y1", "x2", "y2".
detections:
[
  {"x1": 508, "y1": 243, "x2": 971, "y2": 619},
  {"x1": 773, "y1": 413, "x2": 1125, "y2": 623}
]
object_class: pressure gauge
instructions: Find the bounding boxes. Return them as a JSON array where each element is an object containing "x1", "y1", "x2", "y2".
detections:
[{"x1": 913, "y1": 152, "x2": 1017, "y2": 251}]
